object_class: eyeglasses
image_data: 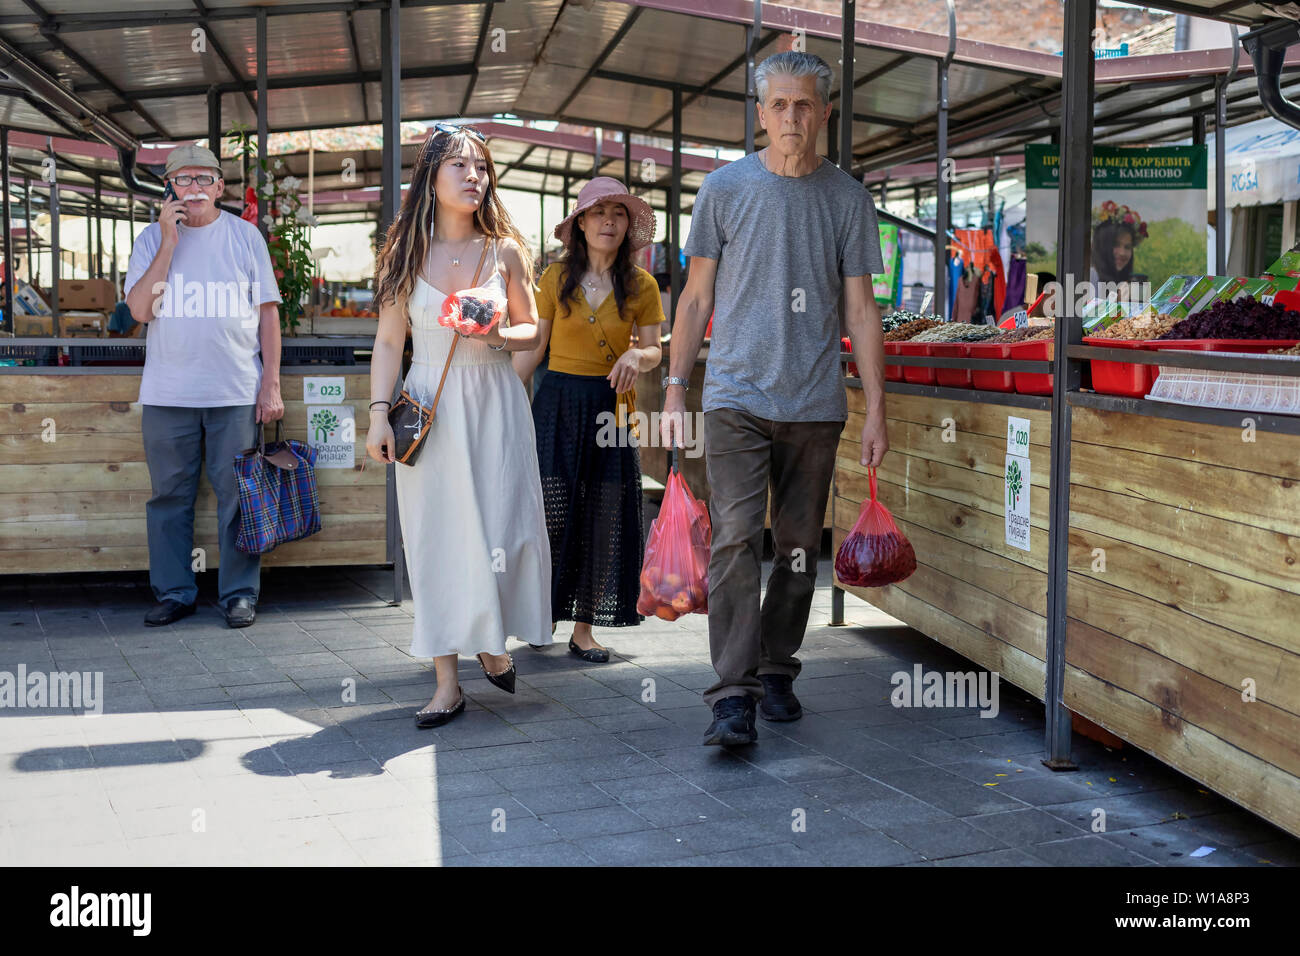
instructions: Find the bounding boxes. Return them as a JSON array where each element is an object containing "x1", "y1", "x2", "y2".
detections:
[
  {"x1": 170, "y1": 174, "x2": 218, "y2": 186},
  {"x1": 433, "y1": 122, "x2": 486, "y2": 144}
]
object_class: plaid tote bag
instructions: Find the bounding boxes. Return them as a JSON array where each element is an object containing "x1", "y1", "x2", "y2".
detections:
[{"x1": 234, "y1": 421, "x2": 322, "y2": 554}]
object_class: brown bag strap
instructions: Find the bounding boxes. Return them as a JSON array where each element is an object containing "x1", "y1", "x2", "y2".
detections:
[{"x1": 426, "y1": 238, "x2": 494, "y2": 419}]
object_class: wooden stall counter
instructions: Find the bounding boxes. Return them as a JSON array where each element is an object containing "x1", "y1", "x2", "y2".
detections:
[
  {"x1": 833, "y1": 383, "x2": 1053, "y2": 701},
  {"x1": 0, "y1": 367, "x2": 386, "y2": 575},
  {"x1": 1065, "y1": 402, "x2": 1300, "y2": 838}
]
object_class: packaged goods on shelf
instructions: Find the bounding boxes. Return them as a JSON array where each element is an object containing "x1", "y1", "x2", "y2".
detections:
[{"x1": 1140, "y1": 275, "x2": 1217, "y2": 320}]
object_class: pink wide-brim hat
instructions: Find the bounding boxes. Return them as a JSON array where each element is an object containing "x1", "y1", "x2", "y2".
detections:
[{"x1": 553, "y1": 177, "x2": 656, "y2": 251}]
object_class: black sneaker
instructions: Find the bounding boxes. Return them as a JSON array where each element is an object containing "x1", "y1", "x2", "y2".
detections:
[
  {"x1": 702, "y1": 696, "x2": 757, "y2": 747},
  {"x1": 758, "y1": 673, "x2": 803, "y2": 722}
]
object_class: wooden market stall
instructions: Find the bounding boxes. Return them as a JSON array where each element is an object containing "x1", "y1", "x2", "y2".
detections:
[
  {"x1": 833, "y1": 381, "x2": 1052, "y2": 701},
  {"x1": 0, "y1": 343, "x2": 386, "y2": 576}
]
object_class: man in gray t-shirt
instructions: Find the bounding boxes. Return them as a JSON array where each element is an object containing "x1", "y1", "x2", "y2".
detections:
[{"x1": 661, "y1": 51, "x2": 890, "y2": 747}]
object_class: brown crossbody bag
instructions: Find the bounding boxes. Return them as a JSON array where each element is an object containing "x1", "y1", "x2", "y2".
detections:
[{"x1": 387, "y1": 240, "x2": 493, "y2": 465}]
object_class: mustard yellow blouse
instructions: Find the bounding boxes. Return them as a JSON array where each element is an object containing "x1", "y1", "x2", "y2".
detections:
[{"x1": 535, "y1": 262, "x2": 666, "y2": 376}]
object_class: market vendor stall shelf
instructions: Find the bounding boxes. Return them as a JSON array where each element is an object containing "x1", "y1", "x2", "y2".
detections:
[
  {"x1": 0, "y1": 369, "x2": 386, "y2": 574},
  {"x1": 1065, "y1": 403, "x2": 1300, "y2": 838},
  {"x1": 834, "y1": 384, "x2": 1052, "y2": 700}
]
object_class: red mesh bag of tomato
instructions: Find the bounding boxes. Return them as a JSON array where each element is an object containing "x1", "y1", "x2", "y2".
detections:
[
  {"x1": 436, "y1": 288, "x2": 505, "y2": 336},
  {"x1": 834, "y1": 467, "x2": 916, "y2": 588},
  {"x1": 637, "y1": 467, "x2": 711, "y2": 621}
]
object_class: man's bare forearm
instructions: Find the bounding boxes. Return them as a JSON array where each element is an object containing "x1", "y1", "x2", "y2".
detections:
[
  {"x1": 668, "y1": 300, "x2": 709, "y2": 381},
  {"x1": 845, "y1": 302, "x2": 886, "y2": 415},
  {"x1": 259, "y1": 304, "x2": 281, "y2": 387}
]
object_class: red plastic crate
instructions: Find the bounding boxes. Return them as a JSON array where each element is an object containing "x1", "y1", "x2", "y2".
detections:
[
  {"x1": 969, "y1": 341, "x2": 1014, "y2": 392},
  {"x1": 883, "y1": 341, "x2": 903, "y2": 382},
  {"x1": 1081, "y1": 336, "x2": 1159, "y2": 398},
  {"x1": 930, "y1": 342, "x2": 973, "y2": 388},
  {"x1": 1010, "y1": 339, "x2": 1054, "y2": 395},
  {"x1": 898, "y1": 341, "x2": 937, "y2": 385},
  {"x1": 1145, "y1": 338, "x2": 1300, "y2": 353}
]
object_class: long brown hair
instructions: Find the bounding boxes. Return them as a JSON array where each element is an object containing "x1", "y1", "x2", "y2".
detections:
[
  {"x1": 374, "y1": 126, "x2": 531, "y2": 308},
  {"x1": 556, "y1": 204, "x2": 637, "y2": 321}
]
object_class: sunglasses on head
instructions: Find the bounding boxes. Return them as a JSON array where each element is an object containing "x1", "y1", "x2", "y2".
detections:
[{"x1": 433, "y1": 122, "x2": 486, "y2": 144}]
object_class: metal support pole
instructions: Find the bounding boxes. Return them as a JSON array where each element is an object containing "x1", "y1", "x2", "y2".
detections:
[
  {"x1": 539, "y1": 191, "x2": 545, "y2": 261},
  {"x1": 935, "y1": 1, "x2": 955, "y2": 320},
  {"x1": 48, "y1": 140, "x2": 60, "y2": 337},
  {"x1": 1215, "y1": 31, "x2": 1239, "y2": 275},
  {"x1": 94, "y1": 176, "x2": 103, "y2": 279},
  {"x1": 744, "y1": 2, "x2": 761, "y2": 154},
  {"x1": 256, "y1": 8, "x2": 269, "y2": 246},
  {"x1": 624, "y1": 127, "x2": 632, "y2": 189},
  {"x1": 111, "y1": 197, "x2": 118, "y2": 289},
  {"x1": 839, "y1": 0, "x2": 854, "y2": 175},
  {"x1": 1043, "y1": 0, "x2": 1095, "y2": 773},
  {"x1": 828, "y1": 109, "x2": 839, "y2": 165},
  {"x1": 24, "y1": 176, "x2": 33, "y2": 282},
  {"x1": 1191, "y1": 112, "x2": 1206, "y2": 145},
  {"x1": 128, "y1": 192, "x2": 134, "y2": 253},
  {"x1": 380, "y1": 0, "x2": 403, "y2": 605},
  {"x1": 207, "y1": 85, "x2": 222, "y2": 167},
  {"x1": 670, "y1": 86, "x2": 682, "y2": 324},
  {"x1": 85, "y1": 209, "x2": 92, "y2": 280},
  {"x1": 1, "y1": 128, "x2": 12, "y2": 331}
]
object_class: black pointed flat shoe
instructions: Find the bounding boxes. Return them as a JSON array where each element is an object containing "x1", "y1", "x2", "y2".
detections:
[
  {"x1": 568, "y1": 638, "x2": 610, "y2": 664},
  {"x1": 476, "y1": 652, "x2": 516, "y2": 694},
  {"x1": 414, "y1": 689, "x2": 465, "y2": 729}
]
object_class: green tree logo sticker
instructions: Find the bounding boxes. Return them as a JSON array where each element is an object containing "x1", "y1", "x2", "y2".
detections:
[
  {"x1": 310, "y1": 408, "x2": 339, "y2": 443},
  {"x1": 1007, "y1": 459, "x2": 1024, "y2": 508}
]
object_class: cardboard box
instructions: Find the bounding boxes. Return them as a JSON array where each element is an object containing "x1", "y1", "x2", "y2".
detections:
[
  {"x1": 1264, "y1": 249, "x2": 1300, "y2": 278},
  {"x1": 1141, "y1": 275, "x2": 1215, "y2": 320},
  {"x1": 57, "y1": 278, "x2": 117, "y2": 311},
  {"x1": 12, "y1": 312, "x2": 106, "y2": 337},
  {"x1": 15, "y1": 280, "x2": 51, "y2": 316}
]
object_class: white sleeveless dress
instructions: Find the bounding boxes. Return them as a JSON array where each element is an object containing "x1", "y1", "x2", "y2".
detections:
[{"x1": 396, "y1": 244, "x2": 553, "y2": 658}]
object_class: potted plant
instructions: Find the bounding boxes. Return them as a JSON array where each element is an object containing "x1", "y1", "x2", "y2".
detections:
[{"x1": 225, "y1": 124, "x2": 318, "y2": 334}]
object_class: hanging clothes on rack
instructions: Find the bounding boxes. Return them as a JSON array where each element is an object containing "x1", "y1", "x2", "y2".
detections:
[
  {"x1": 1004, "y1": 256, "x2": 1028, "y2": 314},
  {"x1": 955, "y1": 264, "x2": 979, "y2": 323},
  {"x1": 947, "y1": 250, "x2": 965, "y2": 320}
]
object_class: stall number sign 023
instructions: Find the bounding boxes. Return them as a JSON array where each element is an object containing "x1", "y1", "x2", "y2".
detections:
[{"x1": 304, "y1": 377, "x2": 345, "y2": 403}]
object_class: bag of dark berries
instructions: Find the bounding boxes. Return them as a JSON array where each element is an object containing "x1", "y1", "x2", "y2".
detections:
[
  {"x1": 834, "y1": 467, "x2": 917, "y2": 588},
  {"x1": 437, "y1": 288, "x2": 505, "y2": 336}
]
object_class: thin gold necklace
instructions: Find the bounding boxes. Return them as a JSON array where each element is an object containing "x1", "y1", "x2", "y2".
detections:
[{"x1": 438, "y1": 233, "x2": 478, "y2": 268}]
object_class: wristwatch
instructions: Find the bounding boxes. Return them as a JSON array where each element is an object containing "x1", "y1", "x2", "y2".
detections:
[{"x1": 663, "y1": 376, "x2": 690, "y2": 390}]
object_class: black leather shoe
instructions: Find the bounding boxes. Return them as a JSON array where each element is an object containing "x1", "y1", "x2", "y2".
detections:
[
  {"x1": 476, "y1": 652, "x2": 516, "y2": 694},
  {"x1": 568, "y1": 638, "x2": 610, "y2": 664},
  {"x1": 415, "y1": 688, "x2": 465, "y2": 729},
  {"x1": 758, "y1": 673, "x2": 803, "y2": 722},
  {"x1": 144, "y1": 600, "x2": 196, "y2": 627},
  {"x1": 224, "y1": 597, "x2": 256, "y2": 629},
  {"x1": 702, "y1": 696, "x2": 757, "y2": 747}
]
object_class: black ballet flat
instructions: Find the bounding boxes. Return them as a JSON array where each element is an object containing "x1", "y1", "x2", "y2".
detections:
[
  {"x1": 476, "y1": 652, "x2": 516, "y2": 694},
  {"x1": 568, "y1": 638, "x2": 610, "y2": 664},
  {"x1": 414, "y1": 690, "x2": 465, "y2": 729}
]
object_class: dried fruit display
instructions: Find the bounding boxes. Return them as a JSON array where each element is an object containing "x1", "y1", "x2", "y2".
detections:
[
  {"x1": 1269, "y1": 344, "x2": 1300, "y2": 355},
  {"x1": 911, "y1": 323, "x2": 1002, "y2": 343},
  {"x1": 884, "y1": 317, "x2": 941, "y2": 342},
  {"x1": 1091, "y1": 312, "x2": 1180, "y2": 340},
  {"x1": 988, "y1": 326, "x2": 1055, "y2": 344},
  {"x1": 882, "y1": 310, "x2": 940, "y2": 334},
  {"x1": 1158, "y1": 297, "x2": 1300, "y2": 340}
]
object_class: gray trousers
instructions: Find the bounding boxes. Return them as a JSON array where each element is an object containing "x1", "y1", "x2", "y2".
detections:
[
  {"x1": 702, "y1": 408, "x2": 842, "y2": 707},
  {"x1": 141, "y1": 404, "x2": 261, "y2": 607}
]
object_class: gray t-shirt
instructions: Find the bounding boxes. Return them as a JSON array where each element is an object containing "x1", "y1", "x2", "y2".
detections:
[{"x1": 684, "y1": 151, "x2": 884, "y2": 422}]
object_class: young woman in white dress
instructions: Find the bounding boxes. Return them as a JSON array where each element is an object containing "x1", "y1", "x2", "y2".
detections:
[{"x1": 367, "y1": 123, "x2": 553, "y2": 728}]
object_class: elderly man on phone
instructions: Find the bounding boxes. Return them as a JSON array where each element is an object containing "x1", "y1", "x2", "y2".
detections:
[
  {"x1": 661, "y1": 51, "x2": 889, "y2": 747},
  {"x1": 124, "y1": 144, "x2": 283, "y2": 629}
]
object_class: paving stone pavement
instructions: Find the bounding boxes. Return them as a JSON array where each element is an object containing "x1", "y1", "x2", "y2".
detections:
[{"x1": 2, "y1": 558, "x2": 1298, "y2": 867}]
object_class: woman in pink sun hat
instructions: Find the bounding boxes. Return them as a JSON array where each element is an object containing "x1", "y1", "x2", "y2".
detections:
[{"x1": 514, "y1": 177, "x2": 665, "y2": 663}]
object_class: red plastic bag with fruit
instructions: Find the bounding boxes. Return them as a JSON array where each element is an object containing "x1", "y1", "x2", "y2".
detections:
[
  {"x1": 637, "y1": 467, "x2": 710, "y2": 620},
  {"x1": 834, "y1": 467, "x2": 917, "y2": 588},
  {"x1": 437, "y1": 288, "x2": 505, "y2": 336}
]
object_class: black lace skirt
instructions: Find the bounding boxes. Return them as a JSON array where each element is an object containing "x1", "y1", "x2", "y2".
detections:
[{"x1": 532, "y1": 370, "x2": 645, "y2": 627}]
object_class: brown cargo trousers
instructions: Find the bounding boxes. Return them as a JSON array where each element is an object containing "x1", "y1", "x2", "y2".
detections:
[{"x1": 701, "y1": 407, "x2": 843, "y2": 707}]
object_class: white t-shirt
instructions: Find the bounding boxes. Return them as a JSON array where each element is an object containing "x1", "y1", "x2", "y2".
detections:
[{"x1": 124, "y1": 211, "x2": 283, "y2": 407}]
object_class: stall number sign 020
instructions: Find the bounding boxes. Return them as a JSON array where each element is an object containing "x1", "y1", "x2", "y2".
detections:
[{"x1": 304, "y1": 377, "x2": 346, "y2": 403}]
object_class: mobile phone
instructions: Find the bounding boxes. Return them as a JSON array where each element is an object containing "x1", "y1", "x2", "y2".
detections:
[{"x1": 162, "y1": 182, "x2": 184, "y2": 224}]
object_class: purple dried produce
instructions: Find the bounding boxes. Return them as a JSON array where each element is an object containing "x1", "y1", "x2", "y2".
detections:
[{"x1": 1158, "y1": 296, "x2": 1300, "y2": 340}]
